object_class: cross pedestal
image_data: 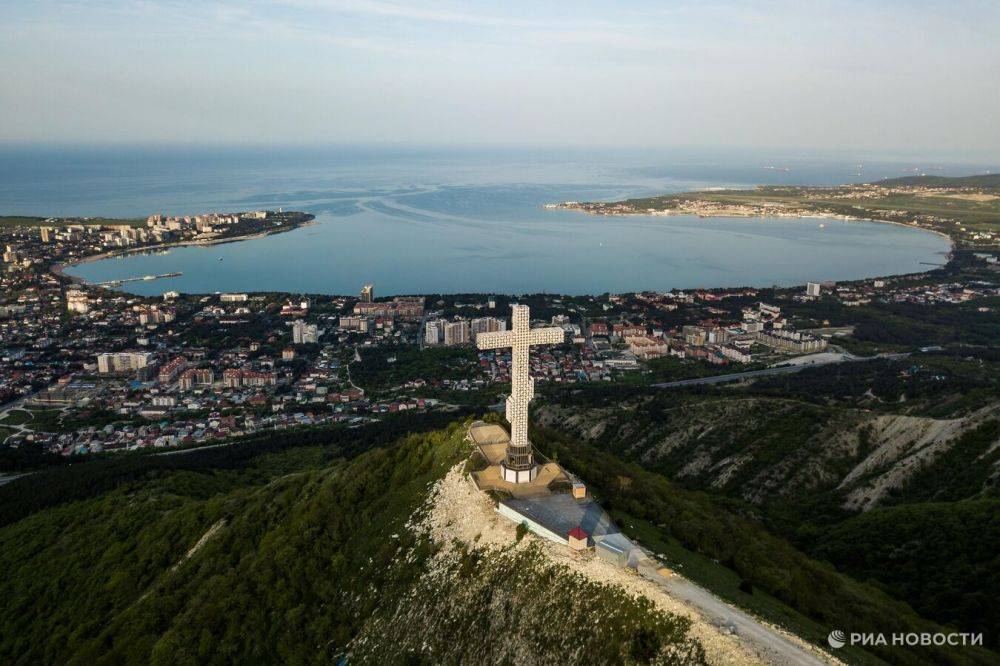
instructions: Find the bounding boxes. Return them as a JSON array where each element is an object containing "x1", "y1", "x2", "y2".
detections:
[{"x1": 476, "y1": 305, "x2": 564, "y2": 483}]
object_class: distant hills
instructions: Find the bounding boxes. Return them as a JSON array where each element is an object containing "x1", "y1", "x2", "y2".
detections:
[{"x1": 874, "y1": 173, "x2": 1000, "y2": 189}]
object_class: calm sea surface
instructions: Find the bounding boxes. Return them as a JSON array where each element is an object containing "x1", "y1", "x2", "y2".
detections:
[{"x1": 0, "y1": 146, "x2": 975, "y2": 296}]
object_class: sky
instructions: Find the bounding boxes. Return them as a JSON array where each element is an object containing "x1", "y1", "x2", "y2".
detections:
[{"x1": 1, "y1": 0, "x2": 998, "y2": 154}]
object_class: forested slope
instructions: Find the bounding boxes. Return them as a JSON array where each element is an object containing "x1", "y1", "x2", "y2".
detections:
[
  {"x1": 0, "y1": 418, "x2": 704, "y2": 665},
  {"x1": 534, "y1": 353, "x2": 1000, "y2": 652}
]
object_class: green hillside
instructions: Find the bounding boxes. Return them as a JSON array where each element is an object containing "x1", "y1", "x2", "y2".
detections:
[
  {"x1": 0, "y1": 417, "x2": 703, "y2": 665},
  {"x1": 529, "y1": 424, "x2": 997, "y2": 666},
  {"x1": 809, "y1": 499, "x2": 1000, "y2": 642},
  {"x1": 3, "y1": 406, "x2": 996, "y2": 664},
  {"x1": 534, "y1": 352, "x2": 1000, "y2": 656}
]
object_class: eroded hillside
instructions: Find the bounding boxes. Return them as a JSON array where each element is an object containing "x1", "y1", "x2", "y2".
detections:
[
  {"x1": 535, "y1": 398, "x2": 998, "y2": 511},
  {"x1": 533, "y1": 364, "x2": 999, "y2": 653}
]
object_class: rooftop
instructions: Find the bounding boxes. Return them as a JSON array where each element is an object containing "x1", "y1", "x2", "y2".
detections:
[{"x1": 501, "y1": 494, "x2": 619, "y2": 540}]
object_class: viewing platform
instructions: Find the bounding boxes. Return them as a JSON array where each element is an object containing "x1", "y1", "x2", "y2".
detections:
[
  {"x1": 468, "y1": 421, "x2": 569, "y2": 499},
  {"x1": 467, "y1": 420, "x2": 644, "y2": 568}
]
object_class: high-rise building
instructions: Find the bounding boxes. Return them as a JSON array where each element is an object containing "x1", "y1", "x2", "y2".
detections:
[
  {"x1": 444, "y1": 320, "x2": 471, "y2": 346},
  {"x1": 424, "y1": 320, "x2": 442, "y2": 346},
  {"x1": 471, "y1": 316, "x2": 506, "y2": 341},
  {"x1": 360, "y1": 283, "x2": 374, "y2": 303},
  {"x1": 40, "y1": 227, "x2": 52, "y2": 243},
  {"x1": 806, "y1": 282, "x2": 822, "y2": 297}
]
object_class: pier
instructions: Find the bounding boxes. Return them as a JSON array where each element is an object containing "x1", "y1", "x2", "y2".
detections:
[{"x1": 98, "y1": 271, "x2": 181, "y2": 287}]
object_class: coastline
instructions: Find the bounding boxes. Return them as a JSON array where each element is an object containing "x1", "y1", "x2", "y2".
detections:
[
  {"x1": 554, "y1": 204, "x2": 957, "y2": 252},
  {"x1": 50, "y1": 215, "x2": 317, "y2": 286},
  {"x1": 52, "y1": 207, "x2": 956, "y2": 298}
]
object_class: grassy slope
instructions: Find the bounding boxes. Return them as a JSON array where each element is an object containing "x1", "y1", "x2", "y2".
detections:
[{"x1": 0, "y1": 421, "x2": 705, "y2": 665}]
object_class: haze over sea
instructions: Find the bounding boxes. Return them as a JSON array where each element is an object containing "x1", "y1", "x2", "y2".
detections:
[{"x1": 2, "y1": 145, "x2": 981, "y2": 297}]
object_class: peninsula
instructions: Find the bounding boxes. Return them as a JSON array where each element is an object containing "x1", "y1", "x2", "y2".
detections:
[
  {"x1": 5, "y1": 210, "x2": 315, "y2": 285},
  {"x1": 551, "y1": 173, "x2": 1000, "y2": 249}
]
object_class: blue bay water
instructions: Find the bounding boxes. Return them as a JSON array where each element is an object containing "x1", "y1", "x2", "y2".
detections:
[{"x1": 0, "y1": 146, "x2": 971, "y2": 296}]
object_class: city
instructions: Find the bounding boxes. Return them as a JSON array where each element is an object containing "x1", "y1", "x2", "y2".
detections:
[
  {"x1": 0, "y1": 213, "x2": 995, "y2": 460},
  {"x1": 2, "y1": 1, "x2": 999, "y2": 662}
]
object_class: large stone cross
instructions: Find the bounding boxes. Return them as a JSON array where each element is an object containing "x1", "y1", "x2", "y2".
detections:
[{"x1": 477, "y1": 304, "x2": 563, "y2": 481}]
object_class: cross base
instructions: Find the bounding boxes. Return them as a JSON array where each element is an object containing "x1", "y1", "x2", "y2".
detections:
[{"x1": 500, "y1": 461, "x2": 539, "y2": 484}]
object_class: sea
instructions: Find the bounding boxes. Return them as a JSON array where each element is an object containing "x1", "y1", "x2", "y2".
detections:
[{"x1": 1, "y1": 145, "x2": 984, "y2": 297}]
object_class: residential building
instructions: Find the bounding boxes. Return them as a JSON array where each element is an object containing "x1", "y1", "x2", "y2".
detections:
[
  {"x1": 470, "y1": 316, "x2": 506, "y2": 341},
  {"x1": 158, "y1": 356, "x2": 188, "y2": 384},
  {"x1": 444, "y1": 320, "x2": 471, "y2": 346},
  {"x1": 66, "y1": 289, "x2": 89, "y2": 314},
  {"x1": 627, "y1": 335, "x2": 668, "y2": 360},
  {"x1": 179, "y1": 367, "x2": 214, "y2": 390},
  {"x1": 96, "y1": 351, "x2": 152, "y2": 374},
  {"x1": 353, "y1": 296, "x2": 424, "y2": 319},
  {"x1": 425, "y1": 320, "x2": 443, "y2": 345},
  {"x1": 292, "y1": 319, "x2": 320, "y2": 344},
  {"x1": 755, "y1": 329, "x2": 828, "y2": 353}
]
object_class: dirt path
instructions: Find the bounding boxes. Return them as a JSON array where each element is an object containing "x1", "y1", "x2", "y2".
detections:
[{"x1": 640, "y1": 565, "x2": 832, "y2": 666}]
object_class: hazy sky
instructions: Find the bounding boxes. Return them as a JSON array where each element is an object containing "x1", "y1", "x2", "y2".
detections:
[{"x1": 1, "y1": 0, "x2": 998, "y2": 153}]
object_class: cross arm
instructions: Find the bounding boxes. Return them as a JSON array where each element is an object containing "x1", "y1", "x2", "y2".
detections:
[
  {"x1": 527, "y1": 327, "x2": 566, "y2": 345},
  {"x1": 476, "y1": 330, "x2": 515, "y2": 350}
]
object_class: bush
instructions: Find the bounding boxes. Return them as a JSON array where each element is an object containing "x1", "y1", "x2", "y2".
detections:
[{"x1": 515, "y1": 522, "x2": 528, "y2": 542}]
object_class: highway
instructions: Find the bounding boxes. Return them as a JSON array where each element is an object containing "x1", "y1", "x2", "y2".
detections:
[{"x1": 651, "y1": 351, "x2": 909, "y2": 389}]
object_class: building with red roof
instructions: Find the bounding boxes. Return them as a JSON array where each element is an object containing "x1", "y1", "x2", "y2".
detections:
[{"x1": 568, "y1": 526, "x2": 589, "y2": 551}]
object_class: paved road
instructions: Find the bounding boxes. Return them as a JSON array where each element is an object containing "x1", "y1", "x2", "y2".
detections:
[
  {"x1": 636, "y1": 561, "x2": 833, "y2": 665},
  {"x1": 0, "y1": 474, "x2": 25, "y2": 487},
  {"x1": 651, "y1": 351, "x2": 909, "y2": 389}
]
